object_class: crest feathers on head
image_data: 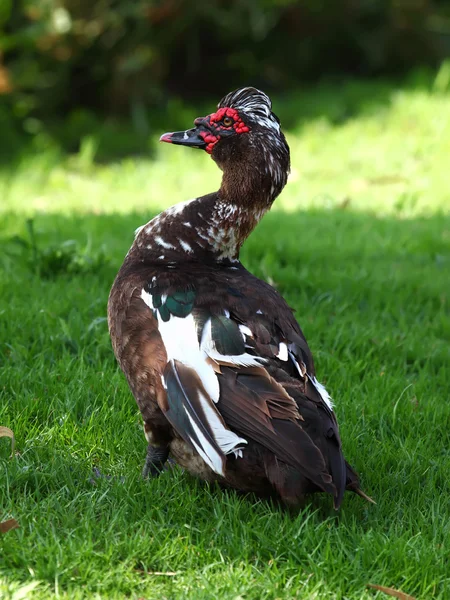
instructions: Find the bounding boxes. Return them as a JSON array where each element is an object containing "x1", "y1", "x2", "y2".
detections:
[
  {"x1": 218, "y1": 87, "x2": 272, "y2": 113},
  {"x1": 218, "y1": 87, "x2": 280, "y2": 132}
]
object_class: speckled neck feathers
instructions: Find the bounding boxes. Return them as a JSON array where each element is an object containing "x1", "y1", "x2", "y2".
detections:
[{"x1": 132, "y1": 97, "x2": 290, "y2": 264}]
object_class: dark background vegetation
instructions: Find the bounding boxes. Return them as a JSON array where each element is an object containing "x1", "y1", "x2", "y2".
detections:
[{"x1": 2, "y1": 0, "x2": 450, "y2": 161}]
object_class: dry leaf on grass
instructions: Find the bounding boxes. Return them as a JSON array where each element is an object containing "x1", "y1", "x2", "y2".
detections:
[
  {"x1": 0, "y1": 426, "x2": 15, "y2": 455},
  {"x1": 368, "y1": 583, "x2": 416, "y2": 600},
  {"x1": 0, "y1": 518, "x2": 19, "y2": 534}
]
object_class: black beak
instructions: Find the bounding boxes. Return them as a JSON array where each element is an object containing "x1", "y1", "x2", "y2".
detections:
[{"x1": 160, "y1": 127, "x2": 207, "y2": 150}]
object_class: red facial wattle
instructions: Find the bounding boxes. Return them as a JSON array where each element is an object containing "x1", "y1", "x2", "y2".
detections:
[
  {"x1": 199, "y1": 107, "x2": 250, "y2": 154},
  {"x1": 209, "y1": 107, "x2": 250, "y2": 133},
  {"x1": 160, "y1": 107, "x2": 250, "y2": 154},
  {"x1": 198, "y1": 131, "x2": 218, "y2": 154}
]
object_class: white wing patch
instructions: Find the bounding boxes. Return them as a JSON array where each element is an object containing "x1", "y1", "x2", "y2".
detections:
[
  {"x1": 276, "y1": 342, "x2": 288, "y2": 361},
  {"x1": 140, "y1": 289, "x2": 247, "y2": 474},
  {"x1": 288, "y1": 347, "x2": 333, "y2": 411},
  {"x1": 201, "y1": 318, "x2": 265, "y2": 368},
  {"x1": 185, "y1": 394, "x2": 245, "y2": 475},
  {"x1": 197, "y1": 391, "x2": 246, "y2": 456},
  {"x1": 188, "y1": 427, "x2": 223, "y2": 475},
  {"x1": 310, "y1": 376, "x2": 333, "y2": 410},
  {"x1": 141, "y1": 289, "x2": 155, "y2": 309},
  {"x1": 141, "y1": 290, "x2": 219, "y2": 402},
  {"x1": 238, "y1": 324, "x2": 253, "y2": 338},
  {"x1": 288, "y1": 349, "x2": 306, "y2": 378}
]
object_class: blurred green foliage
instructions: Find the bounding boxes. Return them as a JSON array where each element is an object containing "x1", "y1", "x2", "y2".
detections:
[{"x1": 1, "y1": 0, "x2": 450, "y2": 152}]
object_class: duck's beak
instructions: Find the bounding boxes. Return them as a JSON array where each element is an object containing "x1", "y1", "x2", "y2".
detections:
[{"x1": 160, "y1": 127, "x2": 207, "y2": 150}]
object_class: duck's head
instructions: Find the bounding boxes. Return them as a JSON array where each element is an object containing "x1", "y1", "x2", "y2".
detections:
[{"x1": 160, "y1": 87, "x2": 289, "y2": 177}]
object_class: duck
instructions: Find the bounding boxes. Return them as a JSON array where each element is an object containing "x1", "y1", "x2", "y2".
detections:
[{"x1": 108, "y1": 87, "x2": 371, "y2": 509}]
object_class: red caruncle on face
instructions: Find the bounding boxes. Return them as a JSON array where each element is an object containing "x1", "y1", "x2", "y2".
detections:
[{"x1": 198, "y1": 107, "x2": 250, "y2": 154}]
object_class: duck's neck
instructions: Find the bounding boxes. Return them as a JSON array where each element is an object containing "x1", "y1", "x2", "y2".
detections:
[
  {"x1": 134, "y1": 133, "x2": 290, "y2": 264},
  {"x1": 210, "y1": 159, "x2": 287, "y2": 260}
]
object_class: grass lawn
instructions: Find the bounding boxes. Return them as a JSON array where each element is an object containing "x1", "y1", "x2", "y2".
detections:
[{"x1": 1, "y1": 73, "x2": 450, "y2": 599}]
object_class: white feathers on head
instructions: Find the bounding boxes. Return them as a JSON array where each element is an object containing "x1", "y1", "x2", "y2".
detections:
[{"x1": 218, "y1": 87, "x2": 280, "y2": 133}]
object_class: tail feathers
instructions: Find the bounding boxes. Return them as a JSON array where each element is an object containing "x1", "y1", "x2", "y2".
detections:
[
  {"x1": 218, "y1": 367, "x2": 336, "y2": 497},
  {"x1": 327, "y1": 443, "x2": 346, "y2": 510},
  {"x1": 345, "y1": 461, "x2": 376, "y2": 504},
  {"x1": 264, "y1": 458, "x2": 374, "y2": 508}
]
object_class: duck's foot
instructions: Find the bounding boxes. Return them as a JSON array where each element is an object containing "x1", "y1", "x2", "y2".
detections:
[{"x1": 142, "y1": 444, "x2": 169, "y2": 478}]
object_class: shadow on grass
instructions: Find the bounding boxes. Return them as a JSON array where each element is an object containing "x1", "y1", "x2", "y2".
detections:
[
  {"x1": 2, "y1": 205, "x2": 449, "y2": 307},
  {"x1": 2, "y1": 206, "x2": 449, "y2": 421}
]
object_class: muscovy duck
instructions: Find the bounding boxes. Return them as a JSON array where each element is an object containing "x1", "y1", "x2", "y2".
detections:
[{"x1": 108, "y1": 87, "x2": 371, "y2": 509}]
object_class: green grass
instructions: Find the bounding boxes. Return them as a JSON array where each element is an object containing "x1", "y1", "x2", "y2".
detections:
[{"x1": 1, "y1": 73, "x2": 450, "y2": 599}]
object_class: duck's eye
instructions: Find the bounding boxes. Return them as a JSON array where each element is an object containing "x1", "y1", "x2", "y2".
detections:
[{"x1": 223, "y1": 116, "x2": 233, "y2": 127}]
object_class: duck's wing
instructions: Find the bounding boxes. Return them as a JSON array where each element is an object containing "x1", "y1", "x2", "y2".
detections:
[
  {"x1": 139, "y1": 284, "x2": 248, "y2": 478},
  {"x1": 136, "y1": 266, "x2": 351, "y2": 506},
  {"x1": 210, "y1": 313, "x2": 346, "y2": 508}
]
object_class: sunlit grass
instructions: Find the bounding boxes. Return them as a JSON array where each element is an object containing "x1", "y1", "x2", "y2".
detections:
[
  {"x1": 1, "y1": 75, "x2": 450, "y2": 599},
  {"x1": 2, "y1": 76, "x2": 450, "y2": 221}
]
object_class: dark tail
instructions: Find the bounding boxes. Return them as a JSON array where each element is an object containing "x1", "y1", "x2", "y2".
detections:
[{"x1": 345, "y1": 461, "x2": 376, "y2": 504}]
